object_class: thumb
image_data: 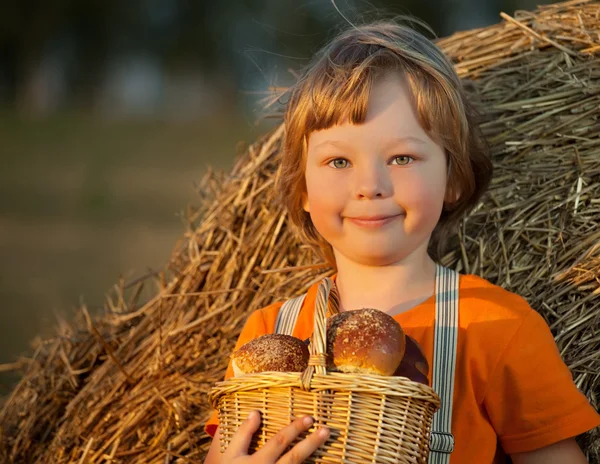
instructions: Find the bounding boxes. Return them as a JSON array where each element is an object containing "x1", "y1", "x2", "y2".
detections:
[{"x1": 224, "y1": 410, "x2": 261, "y2": 458}]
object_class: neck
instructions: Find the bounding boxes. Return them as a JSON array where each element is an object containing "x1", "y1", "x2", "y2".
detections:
[{"x1": 333, "y1": 247, "x2": 436, "y2": 316}]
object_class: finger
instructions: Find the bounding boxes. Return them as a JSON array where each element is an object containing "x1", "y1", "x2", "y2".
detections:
[
  {"x1": 279, "y1": 426, "x2": 330, "y2": 464},
  {"x1": 225, "y1": 410, "x2": 261, "y2": 457},
  {"x1": 258, "y1": 415, "x2": 316, "y2": 461}
]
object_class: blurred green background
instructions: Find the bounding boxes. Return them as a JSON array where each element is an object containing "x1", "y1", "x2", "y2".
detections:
[{"x1": 0, "y1": 0, "x2": 556, "y2": 394}]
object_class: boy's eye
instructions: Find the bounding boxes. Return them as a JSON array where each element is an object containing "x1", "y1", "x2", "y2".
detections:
[
  {"x1": 391, "y1": 155, "x2": 413, "y2": 165},
  {"x1": 329, "y1": 158, "x2": 350, "y2": 169}
]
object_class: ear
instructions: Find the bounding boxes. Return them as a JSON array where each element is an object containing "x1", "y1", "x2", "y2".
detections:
[
  {"x1": 444, "y1": 184, "x2": 461, "y2": 207},
  {"x1": 302, "y1": 192, "x2": 310, "y2": 212},
  {"x1": 302, "y1": 191, "x2": 310, "y2": 213},
  {"x1": 444, "y1": 155, "x2": 460, "y2": 206}
]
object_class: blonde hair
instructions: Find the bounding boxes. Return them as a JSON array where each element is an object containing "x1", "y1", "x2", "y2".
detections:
[{"x1": 276, "y1": 21, "x2": 492, "y2": 264}]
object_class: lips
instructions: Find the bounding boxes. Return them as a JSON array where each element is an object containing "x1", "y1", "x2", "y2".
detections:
[
  {"x1": 345, "y1": 213, "x2": 403, "y2": 228},
  {"x1": 351, "y1": 215, "x2": 398, "y2": 221}
]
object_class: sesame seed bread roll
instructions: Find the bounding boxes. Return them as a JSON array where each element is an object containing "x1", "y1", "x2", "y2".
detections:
[
  {"x1": 231, "y1": 334, "x2": 309, "y2": 376},
  {"x1": 326, "y1": 308, "x2": 406, "y2": 376}
]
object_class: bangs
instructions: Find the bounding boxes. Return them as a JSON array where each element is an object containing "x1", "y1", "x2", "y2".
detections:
[
  {"x1": 299, "y1": 49, "x2": 401, "y2": 133},
  {"x1": 303, "y1": 67, "x2": 372, "y2": 133},
  {"x1": 294, "y1": 47, "x2": 458, "y2": 149}
]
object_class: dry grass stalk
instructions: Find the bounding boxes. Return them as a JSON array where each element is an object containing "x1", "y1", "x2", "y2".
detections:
[{"x1": 1, "y1": 1, "x2": 600, "y2": 462}]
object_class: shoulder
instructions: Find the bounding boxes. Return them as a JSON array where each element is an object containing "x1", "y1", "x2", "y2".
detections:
[
  {"x1": 246, "y1": 301, "x2": 285, "y2": 334},
  {"x1": 241, "y1": 281, "x2": 320, "y2": 339},
  {"x1": 459, "y1": 273, "x2": 535, "y2": 324},
  {"x1": 456, "y1": 275, "x2": 573, "y2": 388},
  {"x1": 456, "y1": 273, "x2": 553, "y2": 367},
  {"x1": 233, "y1": 301, "x2": 285, "y2": 350}
]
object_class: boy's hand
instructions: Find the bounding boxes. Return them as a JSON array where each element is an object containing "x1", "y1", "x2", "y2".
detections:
[{"x1": 222, "y1": 410, "x2": 330, "y2": 463}]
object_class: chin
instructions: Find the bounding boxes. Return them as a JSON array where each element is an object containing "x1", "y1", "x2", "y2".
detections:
[{"x1": 349, "y1": 250, "x2": 405, "y2": 267}]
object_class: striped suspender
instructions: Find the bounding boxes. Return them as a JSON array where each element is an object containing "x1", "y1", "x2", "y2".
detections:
[
  {"x1": 428, "y1": 264, "x2": 459, "y2": 463},
  {"x1": 274, "y1": 282, "x2": 339, "y2": 336},
  {"x1": 274, "y1": 265, "x2": 459, "y2": 463},
  {"x1": 274, "y1": 293, "x2": 306, "y2": 336}
]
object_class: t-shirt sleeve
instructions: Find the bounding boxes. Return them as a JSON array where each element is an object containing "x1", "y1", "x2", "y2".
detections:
[
  {"x1": 204, "y1": 308, "x2": 269, "y2": 438},
  {"x1": 483, "y1": 307, "x2": 600, "y2": 454}
]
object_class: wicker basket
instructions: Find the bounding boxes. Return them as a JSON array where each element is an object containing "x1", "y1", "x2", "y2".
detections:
[{"x1": 208, "y1": 278, "x2": 441, "y2": 463}]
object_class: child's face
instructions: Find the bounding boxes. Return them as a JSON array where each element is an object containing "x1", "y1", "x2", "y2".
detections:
[{"x1": 304, "y1": 72, "x2": 448, "y2": 267}]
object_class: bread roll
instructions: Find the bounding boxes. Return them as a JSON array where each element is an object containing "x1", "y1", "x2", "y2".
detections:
[
  {"x1": 393, "y1": 335, "x2": 429, "y2": 385},
  {"x1": 231, "y1": 334, "x2": 309, "y2": 376},
  {"x1": 326, "y1": 308, "x2": 405, "y2": 376}
]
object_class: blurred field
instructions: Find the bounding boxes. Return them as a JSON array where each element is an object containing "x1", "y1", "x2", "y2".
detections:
[{"x1": 0, "y1": 110, "x2": 264, "y2": 394}]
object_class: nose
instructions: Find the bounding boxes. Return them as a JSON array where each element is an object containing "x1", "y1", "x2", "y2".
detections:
[{"x1": 353, "y1": 161, "x2": 393, "y2": 199}]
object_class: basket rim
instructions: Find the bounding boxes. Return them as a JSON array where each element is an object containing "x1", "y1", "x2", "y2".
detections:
[{"x1": 208, "y1": 371, "x2": 441, "y2": 409}]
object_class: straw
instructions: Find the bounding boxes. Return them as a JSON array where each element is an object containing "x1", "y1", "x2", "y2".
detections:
[{"x1": 1, "y1": 1, "x2": 599, "y2": 461}]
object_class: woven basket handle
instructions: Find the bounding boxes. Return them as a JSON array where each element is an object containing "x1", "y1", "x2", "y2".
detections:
[{"x1": 299, "y1": 277, "x2": 338, "y2": 390}]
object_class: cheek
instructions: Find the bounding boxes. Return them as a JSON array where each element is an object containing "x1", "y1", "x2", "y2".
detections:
[
  {"x1": 396, "y1": 171, "x2": 446, "y2": 220},
  {"x1": 305, "y1": 171, "x2": 345, "y2": 227},
  {"x1": 305, "y1": 167, "x2": 343, "y2": 208},
  {"x1": 306, "y1": 187, "x2": 342, "y2": 217}
]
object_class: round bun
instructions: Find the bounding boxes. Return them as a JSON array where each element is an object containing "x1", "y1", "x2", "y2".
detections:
[
  {"x1": 393, "y1": 335, "x2": 429, "y2": 385},
  {"x1": 231, "y1": 334, "x2": 309, "y2": 376},
  {"x1": 326, "y1": 308, "x2": 405, "y2": 376}
]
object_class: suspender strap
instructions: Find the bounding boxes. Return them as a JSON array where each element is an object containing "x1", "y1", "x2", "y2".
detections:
[
  {"x1": 428, "y1": 264, "x2": 460, "y2": 463},
  {"x1": 274, "y1": 293, "x2": 306, "y2": 336},
  {"x1": 275, "y1": 282, "x2": 339, "y2": 336}
]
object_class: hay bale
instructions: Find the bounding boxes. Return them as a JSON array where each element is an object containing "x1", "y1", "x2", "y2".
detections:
[{"x1": 1, "y1": 0, "x2": 599, "y2": 461}]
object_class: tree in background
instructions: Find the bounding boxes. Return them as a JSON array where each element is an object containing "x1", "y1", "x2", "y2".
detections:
[{"x1": 0, "y1": 0, "x2": 554, "y2": 115}]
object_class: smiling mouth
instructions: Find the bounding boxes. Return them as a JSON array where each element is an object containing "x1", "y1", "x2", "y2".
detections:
[{"x1": 346, "y1": 214, "x2": 403, "y2": 227}]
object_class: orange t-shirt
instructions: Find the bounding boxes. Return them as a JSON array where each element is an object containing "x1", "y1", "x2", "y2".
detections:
[{"x1": 205, "y1": 273, "x2": 600, "y2": 462}]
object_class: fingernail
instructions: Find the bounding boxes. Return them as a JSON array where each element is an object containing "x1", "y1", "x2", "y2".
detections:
[
  {"x1": 247, "y1": 410, "x2": 258, "y2": 421},
  {"x1": 302, "y1": 416, "x2": 314, "y2": 426},
  {"x1": 318, "y1": 427, "x2": 329, "y2": 438}
]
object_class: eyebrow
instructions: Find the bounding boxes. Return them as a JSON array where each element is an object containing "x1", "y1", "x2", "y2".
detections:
[
  {"x1": 313, "y1": 140, "x2": 350, "y2": 151},
  {"x1": 386, "y1": 136, "x2": 427, "y2": 146},
  {"x1": 313, "y1": 136, "x2": 426, "y2": 151}
]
